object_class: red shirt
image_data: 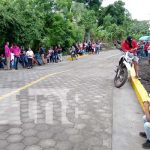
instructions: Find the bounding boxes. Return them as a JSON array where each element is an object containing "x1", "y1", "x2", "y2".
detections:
[
  {"x1": 121, "y1": 39, "x2": 138, "y2": 54},
  {"x1": 144, "y1": 43, "x2": 149, "y2": 51}
]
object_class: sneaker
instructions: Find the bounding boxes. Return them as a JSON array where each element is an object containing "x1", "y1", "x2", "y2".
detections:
[
  {"x1": 143, "y1": 140, "x2": 150, "y2": 149},
  {"x1": 139, "y1": 132, "x2": 147, "y2": 138}
]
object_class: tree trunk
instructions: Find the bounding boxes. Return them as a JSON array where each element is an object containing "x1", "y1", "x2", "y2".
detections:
[{"x1": 85, "y1": 29, "x2": 91, "y2": 42}]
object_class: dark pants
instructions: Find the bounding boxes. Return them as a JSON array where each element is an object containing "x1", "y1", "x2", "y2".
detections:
[
  {"x1": 20, "y1": 55, "x2": 28, "y2": 68},
  {"x1": 50, "y1": 55, "x2": 54, "y2": 62},
  {"x1": 28, "y1": 58, "x2": 32, "y2": 68},
  {"x1": 14, "y1": 56, "x2": 19, "y2": 70},
  {"x1": 145, "y1": 50, "x2": 148, "y2": 57},
  {"x1": 0, "y1": 62, "x2": 4, "y2": 68},
  {"x1": 0, "y1": 59, "x2": 6, "y2": 68},
  {"x1": 95, "y1": 47, "x2": 100, "y2": 54},
  {"x1": 53, "y1": 53, "x2": 58, "y2": 63}
]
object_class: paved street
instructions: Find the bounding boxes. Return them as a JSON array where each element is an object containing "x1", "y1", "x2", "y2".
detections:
[{"x1": 0, "y1": 50, "x2": 144, "y2": 150}]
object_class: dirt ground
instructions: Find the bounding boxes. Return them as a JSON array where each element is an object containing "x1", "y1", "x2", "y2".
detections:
[{"x1": 139, "y1": 59, "x2": 150, "y2": 94}]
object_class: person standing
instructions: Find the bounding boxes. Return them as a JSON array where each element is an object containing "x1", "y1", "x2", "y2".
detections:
[
  {"x1": 4, "y1": 42, "x2": 11, "y2": 70},
  {"x1": 95, "y1": 42, "x2": 100, "y2": 54},
  {"x1": 57, "y1": 45, "x2": 63, "y2": 62},
  {"x1": 26, "y1": 48, "x2": 34, "y2": 69},
  {"x1": 92, "y1": 42, "x2": 96, "y2": 54},
  {"x1": 144, "y1": 42, "x2": 149, "y2": 57},
  {"x1": 40, "y1": 47, "x2": 46, "y2": 64},
  {"x1": 11, "y1": 44, "x2": 21, "y2": 70},
  {"x1": 53, "y1": 46, "x2": 58, "y2": 63},
  {"x1": 49, "y1": 48, "x2": 54, "y2": 63}
]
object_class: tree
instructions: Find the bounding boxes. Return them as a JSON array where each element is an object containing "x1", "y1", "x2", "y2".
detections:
[
  {"x1": 42, "y1": 13, "x2": 84, "y2": 48},
  {"x1": 98, "y1": 0, "x2": 128, "y2": 26},
  {"x1": 80, "y1": 9, "x2": 97, "y2": 41},
  {"x1": 129, "y1": 20, "x2": 150, "y2": 35},
  {"x1": 0, "y1": 0, "x2": 45, "y2": 50},
  {"x1": 75, "y1": 0, "x2": 102, "y2": 11},
  {"x1": 0, "y1": 0, "x2": 149, "y2": 54}
]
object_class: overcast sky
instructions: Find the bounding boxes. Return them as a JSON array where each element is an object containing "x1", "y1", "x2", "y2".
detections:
[{"x1": 102, "y1": 0, "x2": 150, "y2": 21}]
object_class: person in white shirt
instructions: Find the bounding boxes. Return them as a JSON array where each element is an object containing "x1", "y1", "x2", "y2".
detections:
[
  {"x1": 26, "y1": 48, "x2": 34, "y2": 69},
  {"x1": 10, "y1": 52, "x2": 14, "y2": 69}
]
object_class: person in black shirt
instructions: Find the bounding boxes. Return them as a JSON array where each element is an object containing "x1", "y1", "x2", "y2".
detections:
[{"x1": 40, "y1": 47, "x2": 46, "y2": 64}]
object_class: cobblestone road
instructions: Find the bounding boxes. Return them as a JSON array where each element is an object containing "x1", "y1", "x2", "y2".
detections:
[{"x1": 0, "y1": 50, "x2": 119, "y2": 150}]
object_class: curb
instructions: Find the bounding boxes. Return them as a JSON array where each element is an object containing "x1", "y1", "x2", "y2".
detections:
[
  {"x1": 66, "y1": 54, "x2": 89, "y2": 61},
  {"x1": 130, "y1": 68, "x2": 150, "y2": 111}
]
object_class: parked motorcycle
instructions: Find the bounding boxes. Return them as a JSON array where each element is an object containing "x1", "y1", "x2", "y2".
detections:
[{"x1": 114, "y1": 51, "x2": 134, "y2": 88}]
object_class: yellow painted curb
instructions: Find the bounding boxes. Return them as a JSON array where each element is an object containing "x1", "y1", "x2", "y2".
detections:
[
  {"x1": 130, "y1": 67, "x2": 150, "y2": 111},
  {"x1": 67, "y1": 54, "x2": 89, "y2": 61}
]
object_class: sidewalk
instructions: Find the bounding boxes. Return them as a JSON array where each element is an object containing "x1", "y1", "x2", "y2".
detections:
[{"x1": 113, "y1": 82, "x2": 145, "y2": 150}]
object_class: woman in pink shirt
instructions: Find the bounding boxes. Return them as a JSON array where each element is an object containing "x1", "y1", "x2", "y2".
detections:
[
  {"x1": 4, "y1": 42, "x2": 11, "y2": 70},
  {"x1": 11, "y1": 44, "x2": 21, "y2": 70}
]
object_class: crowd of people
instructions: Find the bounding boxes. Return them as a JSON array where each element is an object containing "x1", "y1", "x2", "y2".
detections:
[
  {"x1": 0, "y1": 42, "x2": 63, "y2": 70},
  {"x1": 0, "y1": 41, "x2": 102, "y2": 70},
  {"x1": 70, "y1": 41, "x2": 102, "y2": 60},
  {"x1": 137, "y1": 41, "x2": 150, "y2": 64}
]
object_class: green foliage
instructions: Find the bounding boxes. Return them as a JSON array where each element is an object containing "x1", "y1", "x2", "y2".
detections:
[
  {"x1": 129, "y1": 20, "x2": 150, "y2": 35},
  {"x1": 100, "y1": 0, "x2": 127, "y2": 25},
  {"x1": 75, "y1": 0, "x2": 102, "y2": 11},
  {"x1": 103, "y1": 14, "x2": 114, "y2": 27},
  {"x1": 42, "y1": 13, "x2": 84, "y2": 48},
  {"x1": 81, "y1": 10, "x2": 96, "y2": 31},
  {"x1": 0, "y1": 0, "x2": 149, "y2": 54},
  {"x1": 97, "y1": 0, "x2": 149, "y2": 42},
  {"x1": 0, "y1": 0, "x2": 45, "y2": 50}
]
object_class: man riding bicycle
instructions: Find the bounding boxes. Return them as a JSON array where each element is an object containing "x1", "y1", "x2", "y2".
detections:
[
  {"x1": 121, "y1": 36, "x2": 141, "y2": 79},
  {"x1": 70, "y1": 44, "x2": 77, "y2": 61}
]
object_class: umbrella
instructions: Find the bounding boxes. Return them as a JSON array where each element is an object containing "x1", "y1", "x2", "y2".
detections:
[{"x1": 139, "y1": 36, "x2": 150, "y2": 41}]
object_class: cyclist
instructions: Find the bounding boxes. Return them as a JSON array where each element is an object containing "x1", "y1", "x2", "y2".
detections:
[
  {"x1": 121, "y1": 36, "x2": 141, "y2": 79},
  {"x1": 70, "y1": 44, "x2": 77, "y2": 61}
]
